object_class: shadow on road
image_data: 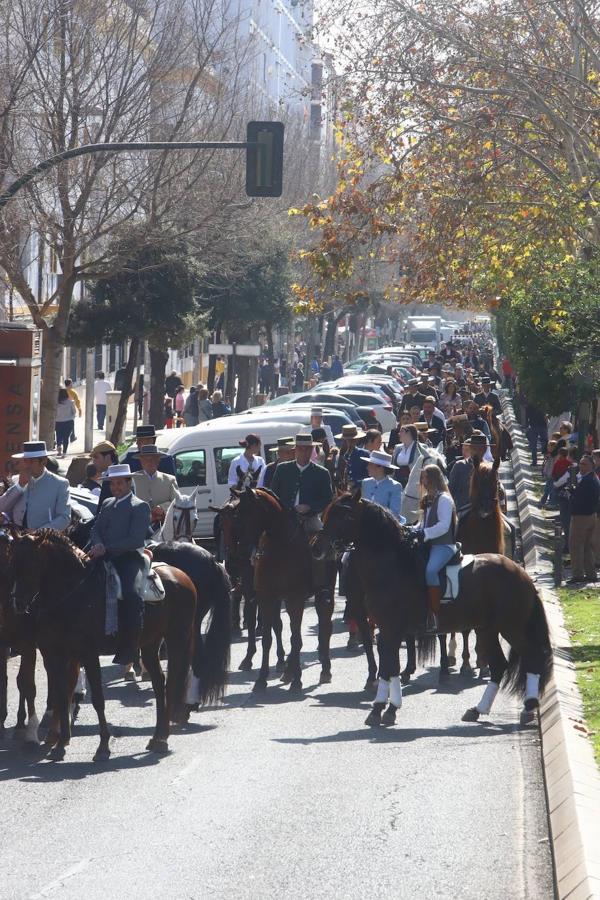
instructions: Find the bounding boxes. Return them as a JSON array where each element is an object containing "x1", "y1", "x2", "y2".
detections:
[
  {"x1": 273, "y1": 720, "x2": 522, "y2": 746},
  {"x1": 0, "y1": 745, "x2": 163, "y2": 783}
]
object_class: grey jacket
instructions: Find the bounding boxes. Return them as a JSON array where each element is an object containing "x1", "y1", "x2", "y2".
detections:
[
  {"x1": 22, "y1": 469, "x2": 71, "y2": 531},
  {"x1": 0, "y1": 478, "x2": 27, "y2": 526},
  {"x1": 90, "y1": 493, "x2": 151, "y2": 556},
  {"x1": 448, "y1": 458, "x2": 474, "y2": 513}
]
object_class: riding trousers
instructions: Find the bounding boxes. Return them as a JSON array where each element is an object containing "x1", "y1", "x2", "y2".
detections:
[
  {"x1": 110, "y1": 552, "x2": 145, "y2": 634},
  {"x1": 425, "y1": 543, "x2": 457, "y2": 587}
]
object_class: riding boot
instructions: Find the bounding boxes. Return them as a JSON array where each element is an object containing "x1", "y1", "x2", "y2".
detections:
[
  {"x1": 112, "y1": 626, "x2": 142, "y2": 666},
  {"x1": 425, "y1": 585, "x2": 442, "y2": 633}
]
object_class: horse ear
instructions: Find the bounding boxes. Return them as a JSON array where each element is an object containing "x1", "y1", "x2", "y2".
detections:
[
  {"x1": 189, "y1": 487, "x2": 198, "y2": 501},
  {"x1": 230, "y1": 488, "x2": 242, "y2": 498}
]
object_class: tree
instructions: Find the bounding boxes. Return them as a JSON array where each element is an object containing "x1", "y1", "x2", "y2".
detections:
[{"x1": 69, "y1": 227, "x2": 205, "y2": 440}]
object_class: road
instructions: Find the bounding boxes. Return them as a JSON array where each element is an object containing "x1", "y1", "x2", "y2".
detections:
[{"x1": 0, "y1": 459, "x2": 555, "y2": 900}]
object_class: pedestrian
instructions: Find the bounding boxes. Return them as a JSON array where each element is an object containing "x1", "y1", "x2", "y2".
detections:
[
  {"x1": 438, "y1": 380, "x2": 462, "y2": 418},
  {"x1": 197, "y1": 388, "x2": 213, "y2": 422},
  {"x1": 293, "y1": 365, "x2": 304, "y2": 393},
  {"x1": 211, "y1": 390, "x2": 231, "y2": 418},
  {"x1": 539, "y1": 440, "x2": 558, "y2": 508},
  {"x1": 164, "y1": 397, "x2": 174, "y2": 428},
  {"x1": 330, "y1": 355, "x2": 344, "y2": 379},
  {"x1": 319, "y1": 361, "x2": 332, "y2": 383},
  {"x1": 227, "y1": 434, "x2": 266, "y2": 487},
  {"x1": 525, "y1": 404, "x2": 548, "y2": 466},
  {"x1": 566, "y1": 453, "x2": 600, "y2": 585},
  {"x1": 183, "y1": 385, "x2": 199, "y2": 427},
  {"x1": 55, "y1": 388, "x2": 76, "y2": 457},
  {"x1": 165, "y1": 370, "x2": 183, "y2": 400},
  {"x1": 64, "y1": 378, "x2": 82, "y2": 443},
  {"x1": 174, "y1": 385, "x2": 186, "y2": 426},
  {"x1": 415, "y1": 463, "x2": 458, "y2": 632},
  {"x1": 554, "y1": 446, "x2": 577, "y2": 556},
  {"x1": 94, "y1": 371, "x2": 111, "y2": 430}
]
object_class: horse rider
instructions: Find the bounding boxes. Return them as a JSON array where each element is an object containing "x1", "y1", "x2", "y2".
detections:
[
  {"x1": 88, "y1": 464, "x2": 151, "y2": 665},
  {"x1": 4, "y1": 441, "x2": 71, "y2": 531},
  {"x1": 260, "y1": 437, "x2": 296, "y2": 489},
  {"x1": 309, "y1": 407, "x2": 335, "y2": 452},
  {"x1": 227, "y1": 433, "x2": 266, "y2": 488},
  {"x1": 131, "y1": 445, "x2": 179, "y2": 530},
  {"x1": 329, "y1": 424, "x2": 366, "y2": 491},
  {"x1": 414, "y1": 463, "x2": 458, "y2": 633},
  {"x1": 399, "y1": 378, "x2": 427, "y2": 414},
  {"x1": 391, "y1": 424, "x2": 420, "y2": 487},
  {"x1": 474, "y1": 376, "x2": 502, "y2": 414},
  {"x1": 271, "y1": 432, "x2": 334, "y2": 602},
  {"x1": 419, "y1": 396, "x2": 446, "y2": 447},
  {"x1": 348, "y1": 428, "x2": 383, "y2": 487},
  {"x1": 464, "y1": 399, "x2": 492, "y2": 441},
  {"x1": 447, "y1": 431, "x2": 489, "y2": 517},
  {"x1": 123, "y1": 425, "x2": 177, "y2": 476},
  {"x1": 361, "y1": 450, "x2": 405, "y2": 521}
]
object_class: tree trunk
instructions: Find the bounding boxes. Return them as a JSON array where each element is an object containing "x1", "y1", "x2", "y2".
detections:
[
  {"x1": 207, "y1": 324, "x2": 221, "y2": 392},
  {"x1": 110, "y1": 337, "x2": 140, "y2": 446},
  {"x1": 236, "y1": 356, "x2": 251, "y2": 412},
  {"x1": 149, "y1": 346, "x2": 169, "y2": 428},
  {"x1": 324, "y1": 311, "x2": 345, "y2": 359},
  {"x1": 265, "y1": 322, "x2": 275, "y2": 362},
  {"x1": 39, "y1": 325, "x2": 65, "y2": 446}
]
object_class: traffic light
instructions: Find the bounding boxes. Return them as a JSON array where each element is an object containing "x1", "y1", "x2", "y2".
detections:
[{"x1": 246, "y1": 121, "x2": 284, "y2": 197}]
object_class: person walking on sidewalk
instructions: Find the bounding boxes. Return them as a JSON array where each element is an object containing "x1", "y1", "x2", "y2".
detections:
[
  {"x1": 94, "y1": 371, "x2": 111, "y2": 430},
  {"x1": 55, "y1": 389, "x2": 77, "y2": 457},
  {"x1": 64, "y1": 378, "x2": 82, "y2": 443},
  {"x1": 566, "y1": 454, "x2": 600, "y2": 585}
]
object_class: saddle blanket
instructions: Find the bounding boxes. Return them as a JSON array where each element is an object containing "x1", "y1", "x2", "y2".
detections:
[
  {"x1": 104, "y1": 560, "x2": 167, "y2": 636},
  {"x1": 441, "y1": 554, "x2": 475, "y2": 604}
]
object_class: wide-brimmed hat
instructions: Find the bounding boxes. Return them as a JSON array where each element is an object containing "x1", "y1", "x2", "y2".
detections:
[
  {"x1": 105, "y1": 464, "x2": 133, "y2": 479},
  {"x1": 12, "y1": 441, "x2": 53, "y2": 459},
  {"x1": 407, "y1": 378, "x2": 420, "y2": 387},
  {"x1": 310, "y1": 407, "x2": 323, "y2": 417},
  {"x1": 239, "y1": 433, "x2": 261, "y2": 448},
  {"x1": 293, "y1": 433, "x2": 318, "y2": 448},
  {"x1": 134, "y1": 444, "x2": 168, "y2": 460},
  {"x1": 269, "y1": 437, "x2": 295, "y2": 455},
  {"x1": 414, "y1": 422, "x2": 439, "y2": 437},
  {"x1": 135, "y1": 425, "x2": 156, "y2": 439},
  {"x1": 366, "y1": 449, "x2": 398, "y2": 470},
  {"x1": 91, "y1": 440, "x2": 116, "y2": 457},
  {"x1": 335, "y1": 424, "x2": 366, "y2": 441},
  {"x1": 464, "y1": 430, "x2": 494, "y2": 448}
]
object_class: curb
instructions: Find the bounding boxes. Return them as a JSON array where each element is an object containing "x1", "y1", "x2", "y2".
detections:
[{"x1": 503, "y1": 398, "x2": 600, "y2": 900}]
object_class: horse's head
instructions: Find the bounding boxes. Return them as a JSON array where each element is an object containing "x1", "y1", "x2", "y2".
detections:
[
  {"x1": 9, "y1": 533, "x2": 41, "y2": 613},
  {"x1": 313, "y1": 491, "x2": 362, "y2": 560},
  {"x1": 232, "y1": 486, "x2": 281, "y2": 547},
  {"x1": 168, "y1": 490, "x2": 199, "y2": 543},
  {"x1": 470, "y1": 456, "x2": 500, "y2": 519},
  {"x1": 9, "y1": 530, "x2": 84, "y2": 613}
]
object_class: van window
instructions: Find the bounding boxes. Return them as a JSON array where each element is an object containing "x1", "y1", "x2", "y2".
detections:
[
  {"x1": 214, "y1": 447, "x2": 242, "y2": 484},
  {"x1": 174, "y1": 450, "x2": 207, "y2": 487}
]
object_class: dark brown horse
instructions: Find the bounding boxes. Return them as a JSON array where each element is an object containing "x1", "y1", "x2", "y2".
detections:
[
  {"x1": 230, "y1": 486, "x2": 336, "y2": 692},
  {"x1": 9, "y1": 530, "x2": 197, "y2": 761},
  {"x1": 314, "y1": 493, "x2": 553, "y2": 727}
]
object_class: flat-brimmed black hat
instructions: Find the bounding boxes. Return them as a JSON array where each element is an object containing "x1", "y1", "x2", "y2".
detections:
[
  {"x1": 408, "y1": 378, "x2": 420, "y2": 387},
  {"x1": 464, "y1": 430, "x2": 495, "y2": 448},
  {"x1": 269, "y1": 437, "x2": 295, "y2": 456},
  {"x1": 134, "y1": 444, "x2": 168, "y2": 459},
  {"x1": 293, "y1": 433, "x2": 318, "y2": 448},
  {"x1": 136, "y1": 425, "x2": 156, "y2": 438}
]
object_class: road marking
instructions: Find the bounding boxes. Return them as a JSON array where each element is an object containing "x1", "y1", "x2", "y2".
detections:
[{"x1": 29, "y1": 858, "x2": 92, "y2": 898}]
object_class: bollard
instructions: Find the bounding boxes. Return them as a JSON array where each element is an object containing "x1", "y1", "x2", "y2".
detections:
[{"x1": 553, "y1": 520, "x2": 563, "y2": 586}]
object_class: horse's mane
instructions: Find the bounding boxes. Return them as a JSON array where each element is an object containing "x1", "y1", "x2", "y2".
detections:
[
  {"x1": 357, "y1": 499, "x2": 416, "y2": 566},
  {"x1": 33, "y1": 528, "x2": 86, "y2": 565},
  {"x1": 254, "y1": 488, "x2": 284, "y2": 514}
]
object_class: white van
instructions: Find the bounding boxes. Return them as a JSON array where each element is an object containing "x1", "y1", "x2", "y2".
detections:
[{"x1": 156, "y1": 418, "x2": 305, "y2": 538}]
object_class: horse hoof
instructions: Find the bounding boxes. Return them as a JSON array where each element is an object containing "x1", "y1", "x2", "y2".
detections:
[
  {"x1": 93, "y1": 745, "x2": 111, "y2": 762},
  {"x1": 71, "y1": 703, "x2": 81, "y2": 726},
  {"x1": 133, "y1": 663, "x2": 142, "y2": 677},
  {"x1": 146, "y1": 738, "x2": 169, "y2": 754},
  {"x1": 365, "y1": 709, "x2": 382, "y2": 727},
  {"x1": 275, "y1": 659, "x2": 285, "y2": 674},
  {"x1": 124, "y1": 670, "x2": 137, "y2": 682},
  {"x1": 381, "y1": 704, "x2": 398, "y2": 726},
  {"x1": 141, "y1": 672, "x2": 152, "y2": 682},
  {"x1": 40, "y1": 710, "x2": 52, "y2": 729},
  {"x1": 48, "y1": 745, "x2": 66, "y2": 761},
  {"x1": 319, "y1": 670, "x2": 332, "y2": 685},
  {"x1": 289, "y1": 680, "x2": 302, "y2": 694},
  {"x1": 252, "y1": 679, "x2": 267, "y2": 693},
  {"x1": 279, "y1": 670, "x2": 293, "y2": 684},
  {"x1": 438, "y1": 668, "x2": 451, "y2": 684},
  {"x1": 400, "y1": 671, "x2": 412, "y2": 686},
  {"x1": 238, "y1": 658, "x2": 253, "y2": 672},
  {"x1": 364, "y1": 679, "x2": 378, "y2": 694},
  {"x1": 479, "y1": 666, "x2": 490, "y2": 679},
  {"x1": 462, "y1": 707, "x2": 480, "y2": 722},
  {"x1": 460, "y1": 664, "x2": 475, "y2": 679},
  {"x1": 447, "y1": 655, "x2": 457, "y2": 666}
]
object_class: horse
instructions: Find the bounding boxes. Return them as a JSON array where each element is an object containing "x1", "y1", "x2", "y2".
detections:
[
  {"x1": 230, "y1": 486, "x2": 336, "y2": 692},
  {"x1": 218, "y1": 491, "x2": 286, "y2": 674},
  {"x1": 159, "y1": 489, "x2": 199, "y2": 543},
  {"x1": 314, "y1": 493, "x2": 553, "y2": 728},
  {"x1": 0, "y1": 527, "x2": 39, "y2": 744},
  {"x1": 9, "y1": 529, "x2": 197, "y2": 761},
  {"x1": 481, "y1": 404, "x2": 513, "y2": 463}
]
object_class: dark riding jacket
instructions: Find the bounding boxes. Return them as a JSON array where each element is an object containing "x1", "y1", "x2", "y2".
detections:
[{"x1": 271, "y1": 460, "x2": 333, "y2": 515}]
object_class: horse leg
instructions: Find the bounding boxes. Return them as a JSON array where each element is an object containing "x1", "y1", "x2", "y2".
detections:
[
  {"x1": 356, "y1": 609, "x2": 377, "y2": 692},
  {"x1": 460, "y1": 630, "x2": 475, "y2": 678},
  {"x1": 253, "y1": 593, "x2": 273, "y2": 692},
  {"x1": 401, "y1": 635, "x2": 416, "y2": 684},
  {"x1": 475, "y1": 630, "x2": 490, "y2": 678},
  {"x1": 82, "y1": 652, "x2": 111, "y2": 762},
  {"x1": 315, "y1": 592, "x2": 333, "y2": 685},
  {"x1": 273, "y1": 605, "x2": 286, "y2": 674},
  {"x1": 239, "y1": 595, "x2": 257, "y2": 671},
  {"x1": 462, "y1": 631, "x2": 505, "y2": 722},
  {"x1": 285, "y1": 596, "x2": 304, "y2": 693},
  {"x1": 382, "y1": 643, "x2": 402, "y2": 726},
  {"x1": 0, "y1": 644, "x2": 7, "y2": 738},
  {"x1": 366, "y1": 634, "x2": 391, "y2": 725},
  {"x1": 18, "y1": 644, "x2": 39, "y2": 745},
  {"x1": 438, "y1": 634, "x2": 450, "y2": 684},
  {"x1": 231, "y1": 585, "x2": 242, "y2": 637},
  {"x1": 48, "y1": 658, "x2": 75, "y2": 761},
  {"x1": 447, "y1": 632, "x2": 457, "y2": 666},
  {"x1": 142, "y1": 640, "x2": 169, "y2": 753}
]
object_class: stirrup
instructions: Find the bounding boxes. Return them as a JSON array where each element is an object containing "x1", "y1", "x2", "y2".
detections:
[{"x1": 424, "y1": 612, "x2": 438, "y2": 634}]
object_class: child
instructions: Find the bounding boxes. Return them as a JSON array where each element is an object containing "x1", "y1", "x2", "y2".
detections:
[
  {"x1": 164, "y1": 396, "x2": 174, "y2": 429},
  {"x1": 540, "y1": 439, "x2": 558, "y2": 508}
]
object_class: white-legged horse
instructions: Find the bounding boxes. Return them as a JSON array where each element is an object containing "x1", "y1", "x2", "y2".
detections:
[{"x1": 159, "y1": 489, "x2": 199, "y2": 544}]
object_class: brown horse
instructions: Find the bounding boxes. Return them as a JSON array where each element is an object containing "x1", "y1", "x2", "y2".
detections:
[
  {"x1": 480, "y1": 405, "x2": 513, "y2": 463},
  {"x1": 314, "y1": 493, "x2": 553, "y2": 727},
  {"x1": 0, "y1": 527, "x2": 39, "y2": 743},
  {"x1": 9, "y1": 530, "x2": 197, "y2": 761},
  {"x1": 230, "y1": 486, "x2": 336, "y2": 692}
]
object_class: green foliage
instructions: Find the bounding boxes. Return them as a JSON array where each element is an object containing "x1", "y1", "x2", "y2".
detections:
[
  {"x1": 495, "y1": 255, "x2": 600, "y2": 412},
  {"x1": 69, "y1": 227, "x2": 206, "y2": 350}
]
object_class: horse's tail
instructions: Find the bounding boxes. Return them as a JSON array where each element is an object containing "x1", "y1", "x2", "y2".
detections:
[
  {"x1": 501, "y1": 587, "x2": 553, "y2": 697},
  {"x1": 197, "y1": 559, "x2": 232, "y2": 705},
  {"x1": 417, "y1": 634, "x2": 438, "y2": 665}
]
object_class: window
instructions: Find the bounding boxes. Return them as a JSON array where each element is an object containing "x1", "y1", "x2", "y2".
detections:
[
  {"x1": 214, "y1": 446, "x2": 242, "y2": 484},
  {"x1": 174, "y1": 450, "x2": 207, "y2": 487}
]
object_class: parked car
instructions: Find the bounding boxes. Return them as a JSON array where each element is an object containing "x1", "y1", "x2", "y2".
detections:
[{"x1": 268, "y1": 390, "x2": 396, "y2": 431}]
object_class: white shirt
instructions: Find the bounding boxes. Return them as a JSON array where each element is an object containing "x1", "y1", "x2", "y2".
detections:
[
  {"x1": 94, "y1": 379, "x2": 111, "y2": 404},
  {"x1": 393, "y1": 442, "x2": 415, "y2": 467},
  {"x1": 422, "y1": 493, "x2": 455, "y2": 542},
  {"x1": 227, "y1": 453, "x2": 266, "y2": 487}
]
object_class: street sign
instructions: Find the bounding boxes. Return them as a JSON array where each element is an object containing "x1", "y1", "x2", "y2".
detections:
[{"x1": 208, "y1": 343, "x2": 261, "y2": 356}]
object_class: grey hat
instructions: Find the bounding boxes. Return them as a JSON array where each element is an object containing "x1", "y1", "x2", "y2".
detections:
[{"x1": 133, "y1": 444, "x2": 168, "y2": 459}]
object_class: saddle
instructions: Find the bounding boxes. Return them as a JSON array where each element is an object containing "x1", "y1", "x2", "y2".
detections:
[
  {"x1": 439, "y1": 551, "x2": 475, "y2": 603},
  {"x1": 103, "y1": 558, "x2": 166, "y2": 636}
]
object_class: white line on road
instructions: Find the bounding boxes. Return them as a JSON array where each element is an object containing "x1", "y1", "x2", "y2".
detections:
[{"x1": 29, "y1": 858, "x2": 92, "y2": 898}]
